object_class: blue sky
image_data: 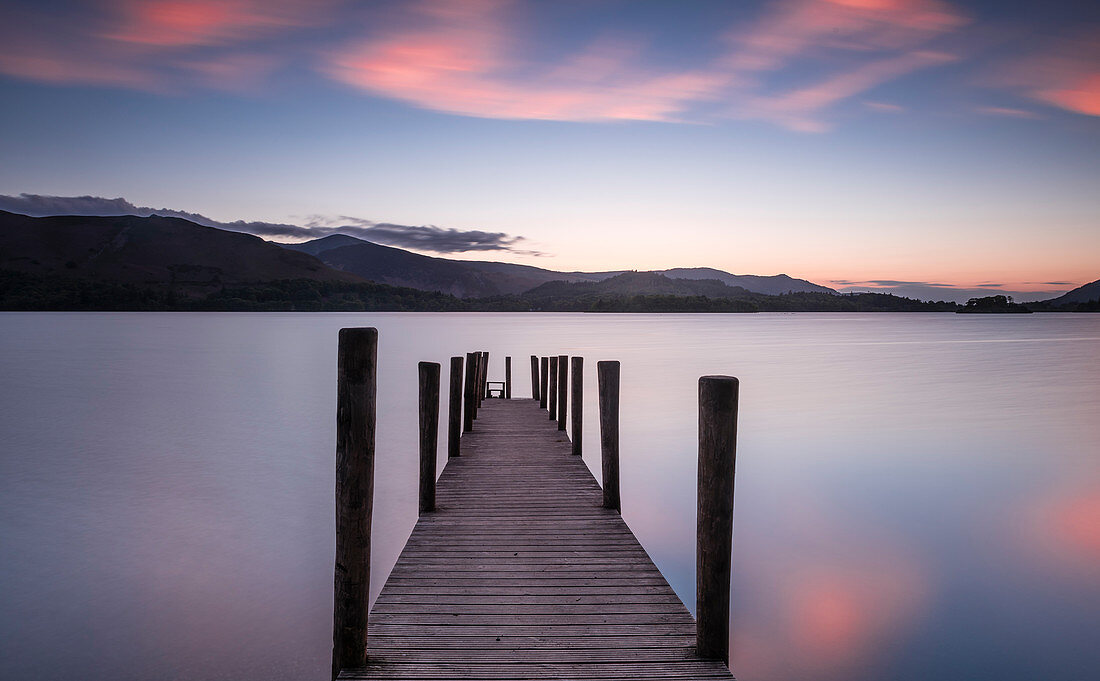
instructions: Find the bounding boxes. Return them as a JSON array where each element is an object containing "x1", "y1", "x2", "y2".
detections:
[{"x1": 0, "y1": 0, "x2": 1097, "y2": 297}]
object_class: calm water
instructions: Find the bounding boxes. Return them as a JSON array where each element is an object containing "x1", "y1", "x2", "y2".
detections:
[{"x1": 1, "y1": 312, "x2": 1098, "y2": 681}]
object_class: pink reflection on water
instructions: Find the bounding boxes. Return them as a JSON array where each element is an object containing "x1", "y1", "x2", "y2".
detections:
[
  {"x1": 732, "y1": 498, "x2": 929, "y2": 680},
  {"x1": 1021, "y1": 485, "x2": 1100, "y2": 576}
]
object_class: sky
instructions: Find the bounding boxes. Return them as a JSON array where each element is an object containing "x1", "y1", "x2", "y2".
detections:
[{"x1": 0, "y1": 0, "x2": 1097, "y2": 299}]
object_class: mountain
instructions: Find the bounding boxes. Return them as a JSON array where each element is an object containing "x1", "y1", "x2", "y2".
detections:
[
  {"x1": 284, "y1": 235, "x2": 507, "y2": 297},
  {"x1": 0, "y1": 211, "x2": 359, "y2": 286},
  {"x1": 1044, "y1": 278, "x2": 1100, "y2": 306},
  {"x1": 657, "y1": 267, "x2": 834, "y2": 295},
  {"x1": 281, "y1": 234, "x2": 831, "y2": 298},
  {"x1": 459, "y1": 260, "x2": 621, "y2": 293},
  {"x1": 284, "y1": 234, "x2": 620, "y2": 296},
  {"x1": 524, "y1": 271, "x2": 755, "y2": 300}
]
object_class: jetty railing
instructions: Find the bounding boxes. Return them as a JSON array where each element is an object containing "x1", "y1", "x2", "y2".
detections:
[{"x1": 332, "y1": 329, "x2": 739, "y2": 679}]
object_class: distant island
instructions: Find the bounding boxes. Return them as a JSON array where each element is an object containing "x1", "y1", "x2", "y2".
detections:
[
  {"x1": 1, "y1": 211, "x2": 1095, "y2": 313},
  {"x1": 957, "y1": 295, "x2": 1033, "y2": 314}
]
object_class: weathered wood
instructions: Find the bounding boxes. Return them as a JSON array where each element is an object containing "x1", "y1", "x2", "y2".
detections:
[
  {"x1": 448, "y1": 357, "x2": 462, "y2": 458},
  {"x1": 342, "y1": 398, "x2": 733, "y2": 681},
  {"x1": 570, "y1": 356, "x2": 583, "y2": 456},
  {"x1": 539, "y1": 356, "x2": 549, "y2": 409},
  {"x1": 418, "y1": 361, "x2": 440, "y2": 515},
  {"x1": 557, "y1": 354, "x2": 568, "y2": 431},
  {"x1": 696, "y1": 376, "x2": 738, "y2": 666},
  {"x1": 463, "y1": 352, "x2": 477, "y2": 432},
  {"x1": 333, "y1": 327, "x2": 377, "y2": 680},
  {"x1": 598, "y1": 360, "x2": 621, "y2": 512},
  {"x1": 505, "y1": 356, "x2": 512, "y2": 399},
  {"x1": 477, "y1": 352, "x2": 488, "y2": 407},
  {"x1": 530, "y1": 355, "x2": 540, "y2": 401},
  {"x1": 548, "y1": 356, "x2": 558, "y2": 420},
  {"x1": 481, "y1": 352, "x2": 490, "y2": 401}
]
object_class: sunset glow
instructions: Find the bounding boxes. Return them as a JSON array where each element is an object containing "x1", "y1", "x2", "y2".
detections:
[{"x1": 0, "y1": 0, "x2": 1096, "y2": 298}]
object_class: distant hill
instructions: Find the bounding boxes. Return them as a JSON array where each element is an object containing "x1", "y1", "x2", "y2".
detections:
[
  {"x1": 657, "y1": 267, "x2": 834, "y2": 295},
  {"x1": 1043, "y1": 278, "x2": 1100, "y2": 306},
  {"x1": 0, "y1": 211, "x2": 359, "y2": 287},
  {"x1": 281, "y1": 234, "x2": 831, "y2": 298},
  {"x1": 284, "y1": 235, "x2": 506, "y2": 298},
  {"x1": 525, "y1": 271, "x2": 754, "y2": 301},
  {"x1": 284, "y1": 234, "x2": 620, "y2": 296}
]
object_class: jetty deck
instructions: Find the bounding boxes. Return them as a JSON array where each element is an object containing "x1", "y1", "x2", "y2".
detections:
[{"x1": 340, "y1": 397, "x2": 735, "y2": 680}]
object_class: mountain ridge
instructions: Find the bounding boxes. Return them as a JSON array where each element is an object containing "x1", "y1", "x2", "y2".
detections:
[
  {"x1": 281, "y1": 234, "x2": 834, "y2": 298},
  {"x1": 0, "y1": 210, "x2": 360, "y2": 287}
]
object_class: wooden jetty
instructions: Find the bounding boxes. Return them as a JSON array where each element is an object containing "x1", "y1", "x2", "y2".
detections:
[{"x1": 334, "y1": 330, "x2": 739, "y2": 680}]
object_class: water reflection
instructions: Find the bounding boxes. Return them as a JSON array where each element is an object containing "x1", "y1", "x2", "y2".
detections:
[{"x1": 1, "y1": 312, "x2": 1098, "y2": 681}]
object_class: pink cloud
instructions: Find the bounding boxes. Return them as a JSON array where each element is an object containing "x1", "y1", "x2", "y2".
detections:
[
  {"x1": 722, "y1": 0, "x2": 967, "y2": 73},
  {"x1": 0, "y1": 0, "x2": 324, "y2": 92},
  {"x1": 717, "y1": 0, "x2": 967, "y2": 130},
  {"x1": 992, "y1": 29, "x2": 1100, "y2": 117},
  {"x1": 325, "y1": 0, "x2": 968, "y2": 129},
  {"x1": 864, "y1": 100, "x2": 905, "y2": 112},
  {"x1": 101, "y1": 0, "x2": 323, "y2": 47},
  {"x1": 738, "y1": 49, "x2": 956, "y2": 130},
  {"x1": 974, "y1": 105, "x2": 1041, "y2": 119},
  {"x1": 326, "y1": 1, "x2": 727, "y2": 122}
]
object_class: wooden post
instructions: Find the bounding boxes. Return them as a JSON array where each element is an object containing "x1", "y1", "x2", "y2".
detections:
[
  {"x1": 530, "y1": 355, "x2": 540, "y2": 401},
  {"x1": 696, "y1": 375, "x2": 739, "y2": 666},
  {"x1": 418, "y1": 361, "x2": 439, "y2": 514},
  {"x1": 570, "y1": 356, "x2": 583, "y2": 455},
  {"x1": 480, "y1": 351, "x2": 489, "y2": 403},
  {"x1": 548, "y1": 356, "x2": 558, "y2": 420},
  {"x1": 597, "y1": 361, "x2": 620, "y2": 512},
  {"x1": 505, "y1": 356, "x2": 512, "y2": 399},
  {"x1": 557, "y1": 354, "x2": 568, "y2": 431},
  {"x1": 463, "y1": 352, "x2": 477, "y2": 432},
  {"x1": 448, "y1": 356, "x2": 462, "y2": 458},
  {"x1": 475, "y1": 352, "x2": 483, "y2": 407},
  {"x1": 333, "y1": 327, "x2": 377, "y2": 679},
  {"x1": 539, "y1": 357, "x2": 549, "y2": 409}
]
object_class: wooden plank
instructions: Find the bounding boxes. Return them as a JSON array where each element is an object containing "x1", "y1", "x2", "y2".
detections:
[{"x1": 340, "y1": 398, "x2": 733, "y2": 681}]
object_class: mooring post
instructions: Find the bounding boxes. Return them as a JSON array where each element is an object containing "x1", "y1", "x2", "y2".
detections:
[
  {"x1": 333, "y1": 327, "x2": 377, "y2": 680},
  {"x1": 548, "y1": 356, "x2": 558, "y2": 419},
  {"x1": 696, "y1": 375, "x2": 739, "y2": 666},
  {"x1": 418, "y1": 361, "x2": 439, "y2": 514},
  {"x1": 557, "y1": 354, "x2": 568, "y2": 431},
  {"x1": 598, "y1": 361, "x2": 620, "y2": 512},
  {"x1": 475, "y1": 352, "x2": 483, "y2": 407},
  {"x1": 530, "y1": 355, "x2": 540, "y2": 401},
  {"x1": 448, "y1": 356, "x2": 462, "y2": 457},
  {"x1": 463, "y1": 352, "x2": 477, "y2": 432},
  {"x1": 505, "y1": 356, "x2": 512, "y2": 399},
  {"x1": 539, "y1": 357, "x2": 549, "y2": 409},
  {"x1": 480, "y1": 351, "x2": 490, "y2": 402},
  {"x1": 570, "y1": 356, "x2": 583, "y2": 455}
]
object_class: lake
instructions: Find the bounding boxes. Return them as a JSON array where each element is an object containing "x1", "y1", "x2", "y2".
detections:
[{"x1": 1, "y1": 312, "x2": 1098, "y2": 681}]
